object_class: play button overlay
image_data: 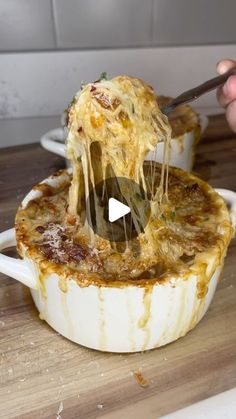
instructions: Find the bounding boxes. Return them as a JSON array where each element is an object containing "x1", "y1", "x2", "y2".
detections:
[
  {"x1": 86, "y1": 176, "x2": 151, "y2": 242},
  {"x1": 108, "y1": 198, "x2": 131, "y2": 222}
]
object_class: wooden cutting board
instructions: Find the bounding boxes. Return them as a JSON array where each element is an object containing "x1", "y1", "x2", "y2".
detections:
[{"x1": 0, "y1": 115, "x2": 236, "y2": 419}]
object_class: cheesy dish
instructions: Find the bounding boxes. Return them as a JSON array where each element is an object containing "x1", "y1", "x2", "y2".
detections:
[
  {"x1": 15, "y1": 75, "x2": 233, "y2": 297},
  {"x1": 157, "y1": 96, "x2": 200, "y2": 139}
]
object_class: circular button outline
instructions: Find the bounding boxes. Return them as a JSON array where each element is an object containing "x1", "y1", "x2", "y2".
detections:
[{"x1": 86, "y1": 176, "x2": 151, "y2": 242}]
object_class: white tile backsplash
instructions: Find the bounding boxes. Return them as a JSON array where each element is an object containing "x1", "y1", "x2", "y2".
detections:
[
  {"x1": 153, "y1": 0, "x2": 236, "y2": 46},
  {"x1": 0, "y1": 0, "x2": 235, "y2": 52},
  {"x1": 0, "y1": 0, "x2": 55, "y2": 51},
  {"x1": 53, "y1": 0, "x2": 153, "y2": 48},
  {"x1": 0, "y1": 45, "x2": 235, "y2": 120}
]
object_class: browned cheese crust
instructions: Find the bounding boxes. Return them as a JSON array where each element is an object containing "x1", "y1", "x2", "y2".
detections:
[{"x1": 15, "y1": 164, "x2": 233, "y2": 296}]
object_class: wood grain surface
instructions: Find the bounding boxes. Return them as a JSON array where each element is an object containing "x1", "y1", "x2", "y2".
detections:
[{"x1": 0, "y1": 114, "x2": 236, "y2": 419}]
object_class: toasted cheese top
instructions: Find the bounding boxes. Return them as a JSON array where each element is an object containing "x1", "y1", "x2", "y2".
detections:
[{"x1": 16, "y1": 165, "x2": 233, "y2": 296}]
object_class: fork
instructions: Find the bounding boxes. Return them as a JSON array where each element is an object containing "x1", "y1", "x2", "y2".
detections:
[{"x1": 161, "y1": 67, "x2": 236, "y2": 115}]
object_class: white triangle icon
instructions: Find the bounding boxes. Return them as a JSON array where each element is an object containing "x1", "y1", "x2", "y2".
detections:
[{"x1": 108, "y1": 198, "x2": 131, "y2": 223}]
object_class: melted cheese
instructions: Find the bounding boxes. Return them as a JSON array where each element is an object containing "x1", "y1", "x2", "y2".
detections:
[
  {"x1": 66, "y1": 76, "x2": 171, "y2": 242},
  {"x1": 157, "y1": 95, "x2": 200, "y2": 138}
]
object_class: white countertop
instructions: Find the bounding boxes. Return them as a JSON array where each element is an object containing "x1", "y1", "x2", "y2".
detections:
[{"x1": 161, "y1": 388, "x2": 236, "y2": 419}]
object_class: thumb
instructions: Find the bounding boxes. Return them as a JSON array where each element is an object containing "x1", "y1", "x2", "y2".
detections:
[{"x1": 217, "y1": 59, "x2": 236, "y2": 75}]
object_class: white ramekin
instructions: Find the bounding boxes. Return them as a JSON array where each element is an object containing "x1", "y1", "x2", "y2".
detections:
[
  {"x1": 0, "y1": 174, "x2": 235, "y2": 353},
  {"x1": 40, "y1": 115, "x2": 208, "y2": 172}
]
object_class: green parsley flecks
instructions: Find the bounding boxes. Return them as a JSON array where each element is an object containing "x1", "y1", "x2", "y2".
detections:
[{"x1": 100, "y1": 72, "x2": 108, "y2": 81}]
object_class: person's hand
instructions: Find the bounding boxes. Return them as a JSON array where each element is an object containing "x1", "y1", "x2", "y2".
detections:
[{"x1": 216, "y1": 59, "x2": 236, "y2": 132}]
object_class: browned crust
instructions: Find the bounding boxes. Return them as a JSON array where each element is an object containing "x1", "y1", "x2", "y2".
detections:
[{"x1": 15, "y1": 166, "x2": 233, "y2": 291}]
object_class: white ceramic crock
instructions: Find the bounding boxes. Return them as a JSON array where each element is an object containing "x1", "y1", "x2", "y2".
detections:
[
  {"x1": 0, "y1": 173, "x2": 235, "y2": 353},
  {"x1": 40, "y1": 115, "x2": 208, "y2": 172}
]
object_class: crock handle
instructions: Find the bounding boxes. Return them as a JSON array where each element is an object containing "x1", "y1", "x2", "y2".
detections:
[
  {"x1": 0, "y1": 228, "x2": 38, "y2": 289},
  {"x1": 215, "y1": 188, "x2": 236, "y2": 228},
  {"x1": 40, "y1": 128, "x2": 66, "y2": 158}
]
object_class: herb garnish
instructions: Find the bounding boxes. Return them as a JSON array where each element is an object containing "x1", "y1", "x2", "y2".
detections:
[
  {"x1": 171, "y1": 210, "x2": 176, "y2": 220},
  {"x1": 93, "y1": 72, "x2": 108, "y2": 83},
  {"x1": 100, "y1": 72, "x2": 108, "y2": 81}
]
